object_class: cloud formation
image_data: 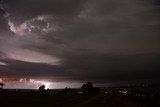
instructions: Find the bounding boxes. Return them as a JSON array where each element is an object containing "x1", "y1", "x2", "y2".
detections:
[{"x1": 0, "y1": 0, "x2": 160, "y2": 88}]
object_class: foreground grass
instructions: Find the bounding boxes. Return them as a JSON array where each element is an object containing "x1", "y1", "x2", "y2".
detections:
[{"x1": 0, "y1": 92, "x2": 159, "y2": 107}]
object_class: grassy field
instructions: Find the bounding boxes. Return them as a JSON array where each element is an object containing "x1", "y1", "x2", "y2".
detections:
[{"x1": 0, "y1": 91, "x2": 160, "y2": 107}]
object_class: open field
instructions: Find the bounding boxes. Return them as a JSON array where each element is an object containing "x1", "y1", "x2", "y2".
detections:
[{"x1": 0, "y1": 89, "x2": 160, "y2": 107}]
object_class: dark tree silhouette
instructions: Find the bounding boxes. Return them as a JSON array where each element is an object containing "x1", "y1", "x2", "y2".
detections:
[
  {"x1": 81, "y1": 82, "x2": 100, "y2": 94},
  {"x1": 39, "y1": 85, "x2": 45, "y2": 92},
  {"x1": 61, "y1": 87, "x2": 77, "y2": 94},
  {"x1": 0, "y1": 83, "x2": 5, "y2": 89}
]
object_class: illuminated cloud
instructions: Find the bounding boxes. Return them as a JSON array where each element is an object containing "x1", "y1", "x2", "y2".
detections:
[
  {"x1": 19, "y1": 78, "x2": 32, "y2": 83},
  {"x1": 3, "y1": 78, "x2": 82, "y2": 89},
  {"x1": 0, "y1": 61, "x2": 7, "y2": 65},
  {"x1": 11, "y1": 78, "x2": 52, "y2": 89},
  {"x1": 0, "y1": 78, "x2": 52, "y2": 89},
  {"x1": 18, "y1": 78, "x2": 51, "y2": 89},
  {"x1": 8, "y1": 20, "x2": 27, "y2": 36},
  {"x1": 5, "y1": 48, "x2": 61, "y2": 65},
  {"x1": 7, "y1": 15, "x2": 59, "y2": 36},
  {"x1": 0, "y1": 78, "x2": 2, "y2": 82},
  {"x1": 29, "y1": 79, "x2": 52, "y2": 89}
]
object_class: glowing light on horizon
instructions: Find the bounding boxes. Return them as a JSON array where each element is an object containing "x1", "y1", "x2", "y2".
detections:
[
  {"x1": 1, "y1": 78, "x2": 81, "y2": 89},
  {"x1": 44, "y1": 82, "x2": 51, "y2": 89},
  {"x1": 29, "y1": 79, "x2": 52, "y2": 89}
]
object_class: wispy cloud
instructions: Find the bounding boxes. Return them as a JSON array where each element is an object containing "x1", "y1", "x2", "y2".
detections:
[
  {"x1": 0, "y1": 61, "x2": 7, "y2": 65},
  {"x1": 5, "y1": 48, "x2": 61, "y2": 65}
]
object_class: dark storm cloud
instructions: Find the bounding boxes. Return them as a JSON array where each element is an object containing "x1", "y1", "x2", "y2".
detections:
[
  {"x1": 1, "y1": 53, "x2": 160, "y2": 83},
  {"x1": 0, "y1": 0, "x2": 160, "y2": 86},
  {"x1": 60, "y1": 53, "x2": 160, "y2": 82},
  {"x1": 5, "y1": 0, "x2": 87, "y2": 24},
  {"x1": 0, "y1": 7, "x2": 10, "y2": 32},
  {"x1": 0, "y1": 8, "x2": 5, "y2": 15}
]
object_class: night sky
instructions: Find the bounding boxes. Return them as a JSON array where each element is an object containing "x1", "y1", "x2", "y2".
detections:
[{"x1": 0, "y1": 0, "x2": 160, "y2": 89}]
